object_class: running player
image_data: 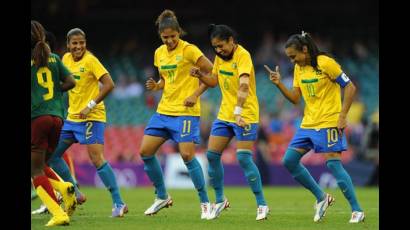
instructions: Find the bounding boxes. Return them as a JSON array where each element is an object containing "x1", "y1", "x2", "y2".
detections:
[
  {"x1": 264, "y1": 31, "x2": 364, "y2": 223},
  {"x1": 190, "y1": 24, "x2": 269, "y2": 221},
  {"x1": 47, "y1": 28, "x2": 128, "y2": 217},
  {"x1": 31, "y1": 20, "x2": 76, "y2": 226},
  {"x1": 141, "y1": 9, "x2": 213, "y2": 219}
]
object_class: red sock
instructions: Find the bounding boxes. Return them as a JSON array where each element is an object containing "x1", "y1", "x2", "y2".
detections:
[
  {"x1": 43, "y1": 166, "x2": 61, "y2": 181},
  {"x1": 32, "y1": 175, "x2": 58, "y2": 202}
]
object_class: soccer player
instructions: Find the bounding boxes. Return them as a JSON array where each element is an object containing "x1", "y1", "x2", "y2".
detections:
[
  {"x1": 264, "y1": 31, "x2": 364, "y2": 223},
  {"x1": 31, "y1": 20, "x2": 77, "y2": 226},
  {"x1": 190, "y1": 24, "x2": 269, "y2": 221},
  {"x1": 47, "y1": 28, "x2": 128, "y2": 217},
  {"x1": 141, "y1": 9, "x2": 213, "y2": 219},
  {"x1": 32, "y1": 30, "x2": 81, "y2": 216}
]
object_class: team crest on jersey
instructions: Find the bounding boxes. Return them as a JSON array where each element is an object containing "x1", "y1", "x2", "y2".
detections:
[
  {"x1": 176, "y1": 55, "x2": 182, "y2": 62},
  {"x1": 232, "y1": 63, "x2": 237, "y2": 69},
  {"x1": 80, "y1": 67, "x2": 86, "y2": 72},
  {"x1": 315, "y1": 69, "x2": 322, "y2": 75}
]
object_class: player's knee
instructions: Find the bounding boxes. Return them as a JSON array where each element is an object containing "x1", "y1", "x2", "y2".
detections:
[
  {"x1": 180, "y1": 152, "x2": 194, "y2": 162},
  {"x1": 139, "y1": 147, "x2": 155, "y2": 157},
  {"x1": 236, "y1": 152, "x2": 252, "y2": 168},
  {"x1": 88, "y1": 152, "x2": 105, "y2": 168},
  {"x1": 326, "y1": 160, "x2": 343, "y2": 175},
  {"x1": 282, "y1": 149, "x2": 299, "y2": 171},
  {"x1": 207, "y1": 150, "x2": 221, "y2": 162}
]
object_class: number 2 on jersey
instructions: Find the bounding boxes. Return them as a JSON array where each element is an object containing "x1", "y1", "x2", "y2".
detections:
[{"x1": 36, "y1": 67, "x2": 54, "y2": 101}]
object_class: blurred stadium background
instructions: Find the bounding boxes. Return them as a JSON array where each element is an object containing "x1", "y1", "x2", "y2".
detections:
[{"x1": 31, "y1": 0, "x2": 378, "y2": 189}]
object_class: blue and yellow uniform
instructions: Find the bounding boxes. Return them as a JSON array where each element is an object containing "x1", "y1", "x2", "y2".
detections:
[
  {"x1": 289, "y1": 55, "x2": 351, "y2": 152},
  {"x1": 210, "y1": 45, "x2": 259, "y2": 141},
  {"x1": 145, "y1": 39, "x2": 204, "y2": 143},
  {"x1": 60, "y1": 51, "x2": 108, "y2": 144}
]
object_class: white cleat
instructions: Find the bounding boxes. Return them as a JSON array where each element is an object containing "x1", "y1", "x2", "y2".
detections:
[
  {"x1": 313, "y1": 193, "x2": 335, "y2": 222},
  {"x1": 208, "y1": 198, "x2": 230, "y2": 220},
  {"x1": 256, "y1": 205, "x2": 270, "y2": 221},
  {"x1": 144, "y1": 195, "x2": 173, "y2": 216},
  {"x1": 201, "y1": 202, "x2": 211, "y2": 220},
  {"x1": 349, "y1": 211, "x2": 365, "y2": 223},
  {"x1": 32, "y1": 204, "x2": 49, "y2": 215}
]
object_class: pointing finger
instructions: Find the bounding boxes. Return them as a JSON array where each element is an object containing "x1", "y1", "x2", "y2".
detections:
[{"x1": 264, "y1": 65, "x2": 273, "y2": 73}]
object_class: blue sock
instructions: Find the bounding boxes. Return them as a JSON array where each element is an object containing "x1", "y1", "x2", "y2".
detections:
[
  {"x1": 185, "y1": 158, "x2": 209, "y2": 203},
  {"x1": 48, "y1": 141, "x2": 82, "y2": 197},
  {"x1": 283, "y1": 148, "x2": 325, "y2": 202},
  {"x1": 207, "y1": 150, "x2": 224, "y2": 203},
  {"x1": 326, "y1": 159, "x2": 362, "y2": 212},
  {"x1": 142, "y1": 155, "x2": 167, "y2": 199},
  {"x1": 237, "y1": 150, "x2": 266, "y2": 206},
  {"x1": 97, "y1": 161, "x2": 123, "y2": 205}
]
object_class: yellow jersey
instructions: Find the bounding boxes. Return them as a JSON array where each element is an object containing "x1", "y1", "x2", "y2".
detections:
[
  {"x1": 293, "y1": 55, "x2": 344, "y2": 128},
  {"x1": 212, "y1": 45, "x2": 259, "y2": 123},
  {"x1": 154, "y1": 39, "x2": 204, "y2": 116},
  {"x1": 62, "y1": 51, "x2": 108, "y2": 122}
]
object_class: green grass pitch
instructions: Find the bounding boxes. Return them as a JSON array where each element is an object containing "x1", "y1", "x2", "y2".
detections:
[{"x1": 31, "y1": 186, "x2": 378, "y2": 229}]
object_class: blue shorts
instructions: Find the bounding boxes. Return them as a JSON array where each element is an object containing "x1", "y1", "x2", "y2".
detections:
[
  {"x1": 60, "y1": 120, "x2": 105, "y2": 144},
  {"x1": 144, "y1": 113, "x2": 200, "y2": 143},
  {"x1": 289, "y1": 127, "x2": 347, "y2": 153},
  {"x1": 210, "y1": 119, "x2": 258, "y2": 141}
]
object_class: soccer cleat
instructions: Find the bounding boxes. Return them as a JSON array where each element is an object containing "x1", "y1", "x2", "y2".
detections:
[
  {"x1": 32, "y1": 204, "x2": 49, "y2": 215},
  {"x1": 112, "y1": 203, "x2": 129, "y2": 217},
  {"x1": 313, "y1": 193, "x2": 335, "y2": 222},
  {"x1": 60, "y1": 182, "x2": 77, "y2": 216},
  {"x1": 144, "y1": 196, "x2": 173, "y2": 216},
  {"x1": 76, "y1": 192, "x2": 87, "y2": 205},
  {"x1": 200, "y1": 202, "x2": 211, "y2": 220},
  {"x1": 256, "y1": 205, "x2": 270, "y2": 221},
  {"x1": 208, "y1": 198, "x2": 230, "y2": 220},
  {"x1": 45, "y1": 213, "x2": 69, "y2": 227},
  {"x1": 349, "y1": 211, "x2": 365, "y2": 223}
]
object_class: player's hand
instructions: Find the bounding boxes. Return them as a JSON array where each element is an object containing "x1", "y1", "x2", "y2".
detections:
[
  {"x1": 146, "y1": 78, "x2": 158, "y2": 91},
  {"x1": 264, "y1": 65, "x2": 281, "y2": 85},
  {"x1": 235, "y1": 114, "x2": 248, "y2": 127},
  {"x1": 78, "y1": 107, "x2": 91, "y2": 119},
  {"x1": 184, "y1": 95, "x2": 198, "y2": 107},
  {"x1": 190, "y1": 67, "x2": 202, "y2": 78},
  {"x1": 337, "y1": 114, "x2": 347, "y2": 135}
]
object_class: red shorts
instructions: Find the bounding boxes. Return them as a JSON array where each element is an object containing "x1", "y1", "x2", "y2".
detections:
[{"x1": 31, "y1": 115, "x2": 63, "y2": 153}]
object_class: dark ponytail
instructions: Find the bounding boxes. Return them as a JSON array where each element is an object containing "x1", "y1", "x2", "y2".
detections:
[
  {"x1": 285, "y1": 31, "x2": 327, "y2": 71},
  {"x1": 31, "y1": 20, "x2": 50, "y2": 68}
]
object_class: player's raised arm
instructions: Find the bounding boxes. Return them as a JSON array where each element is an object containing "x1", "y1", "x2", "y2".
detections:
[
  {"x1": 264, "y1": 65, "x2": 301, "y2": 104},
  {"x1": 190, "y1": 67, "x2": 218, "y2": 87},
  {"x1": 184, "y1": 55, "x2": 213, "y2": 107}
]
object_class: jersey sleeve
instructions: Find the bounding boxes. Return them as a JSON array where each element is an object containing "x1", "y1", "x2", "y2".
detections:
[
  {"x1": 90, "y1": 56, "x2": 109, "y2": 80},
  {"x1": 319, "y1": 56, "x2": 351, "y2": 87},
  {"x1": 293, "y1": 66, "x2": 300, "y2": 88},
  {"x1": 212, "y1": 57, "x2": 218, "y2": 76},
  {"x1": 184, "y1": 45, "x2": 204, "y2": 64},
  {"x1": 154, "y1": 48, "x2": 159, "y2": 67},
  {"x1": 319, "y1": 56, "x2": 343, "y2": 80},
  {"x1": 237, "y1": 51, "x2": 252, "y2": 77}
]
